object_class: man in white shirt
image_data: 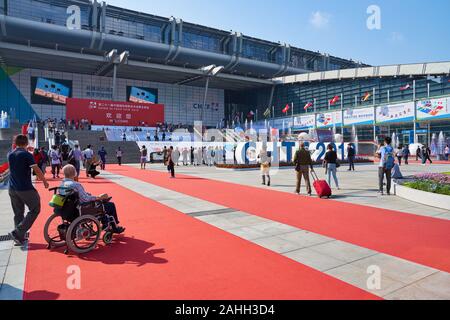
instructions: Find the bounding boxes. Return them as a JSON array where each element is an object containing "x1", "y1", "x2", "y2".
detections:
[{"x1": 83, "y1": 145, "x2": 94, "y2": 177}]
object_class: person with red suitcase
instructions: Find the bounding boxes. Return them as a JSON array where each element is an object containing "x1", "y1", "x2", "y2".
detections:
[{"x1": 293, "y1": 142, "x2": 314, "y2": 196}]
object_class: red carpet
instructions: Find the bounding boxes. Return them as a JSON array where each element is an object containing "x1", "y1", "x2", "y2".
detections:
[
  {"x1": 107, "y1": 165, "x2": 450, "y2": 273},
  {"x1": 24, "y1": 176, "x2": 378, "y2": 300}
]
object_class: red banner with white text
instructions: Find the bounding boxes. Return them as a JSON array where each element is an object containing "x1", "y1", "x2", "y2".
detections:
[{"x1": 66, "y1": 98, "x2": 165, "y2": 127}]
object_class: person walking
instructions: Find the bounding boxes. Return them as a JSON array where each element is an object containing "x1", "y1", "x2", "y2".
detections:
[
  {"x1": 445, "y1": 145, "x2": 450, "y2": 161},
  {"x1": 167, "y1": 146, "x2": 175, "y2": 178},
  {"x1": 83, "y1": 145, "x2": 94, "y2": 177},
  {"x1": 258, "y1": 146, "x2": 271, "y2": 187},
  {"x1": 68, "y1": 144, "x2": 83, "y2": 180},
  {"x1": 396, "y1": 146, "x2": 403, "y2": 166},
  {"x1": 39, "y1": 146, "x2": 49, "y2": 174},
  {"x1": 190, "y1": 146, "x2": 194, "y2": 165},
  {"x1": 347, "y1": 143, "x2": 356, "y2": 171},
  {"x1": 98, "y1": 146, "x2": 107, "y2": 170},
  {"x1": 416, "y1": 146, "x2": 422, "y2": 162},
  {"x1": 8, "y1": 135, "x2": 49, "y2": 246},
  {"x1": 323, "y1": 144, "x2": 340, "y2": 190},
  {"x1": 49, "y1": 145, "x2": 62, "y2": 179},
  {"x1": 378, "y1": 137, "x2": 395, "y2": 195},
  {"x1": 116, "y1": 147, "x2": 123, "y2": 166},
  {"x1": 293, "y1": 142, "x2": 314, "y2": 196},
  {"x1": 421, "y1": 145, "x2": 433, "y2": 165},
  {"x1": 402, "y1": 145, "x2": 410, "y2": 165},
  {"x1": 140, "y1": 145, "x2": 148, "y2": 170}
]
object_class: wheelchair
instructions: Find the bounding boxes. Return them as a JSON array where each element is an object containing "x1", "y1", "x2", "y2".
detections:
[{"x1": 44, "y1": 187, "x2": 117, "y2": 254}]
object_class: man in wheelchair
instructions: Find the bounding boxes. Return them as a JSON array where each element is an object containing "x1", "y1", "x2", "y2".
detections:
[{"x1": 59, "y1": 164, "x2": 125, "y2": 234}]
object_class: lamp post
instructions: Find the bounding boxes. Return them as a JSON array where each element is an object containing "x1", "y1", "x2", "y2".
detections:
[{"x1": 200, "y1": 65, "x2": 224, "y2": 124}]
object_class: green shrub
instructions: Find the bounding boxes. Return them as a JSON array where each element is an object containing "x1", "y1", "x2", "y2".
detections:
[{"x1": 404, "y1": 180, "x2": 450, "y2": 196}]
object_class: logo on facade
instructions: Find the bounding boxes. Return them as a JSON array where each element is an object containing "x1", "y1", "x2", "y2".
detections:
[{"x1": 66, "y1": 5, "x2": 81, "y2": 30}]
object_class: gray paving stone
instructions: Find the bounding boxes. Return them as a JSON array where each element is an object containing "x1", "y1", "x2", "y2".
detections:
[
  {"x1": 351, "y1": 254, "x2": 439, "y2": 285},
  {"x1": 277, "y1": 230, "x2": 334, "y2": 248},
  {"x1": 248, "y1": 222, "x2": 298, "y2": 237},
  {"x1": 325, "y1": 263, "x2": 407, "y2": 298},
  {"x1": 384, "y1": 272, "x2": 450, "y2": 300},
  {"x1": 226, "y1": 227, "x2": 269, "y2": 241},
  {"x1": 253, "y1": 236, "x2": 305, "y2": 254},
  {"x1": 0, "y1": 250, "x2": 10, "y2": 267},
  {"x1": 284, "y1": 248, "x2": 347, "y2": 272},
  {"x1": 309, "y1": 240, "x2": 378, "y2": 263}
]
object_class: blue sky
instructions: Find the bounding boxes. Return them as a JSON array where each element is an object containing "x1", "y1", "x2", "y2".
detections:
[{"x1": 106, "y1": 0, "x2": 450, "y2": 66}]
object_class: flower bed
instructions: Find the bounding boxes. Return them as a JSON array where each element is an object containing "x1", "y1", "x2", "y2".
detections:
[{"x1": 402, "y1": 173, "x2": 450, "y2": 196}]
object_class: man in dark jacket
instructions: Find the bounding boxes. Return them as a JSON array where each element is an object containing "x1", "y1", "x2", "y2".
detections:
[{"x1": 293, "y1": 143, "x2": 314, "y2": 196}]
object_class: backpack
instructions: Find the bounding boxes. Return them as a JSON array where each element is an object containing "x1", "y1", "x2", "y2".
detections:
[{"x1": 384, "y1": 146, "x2": 395, "y2": 170}]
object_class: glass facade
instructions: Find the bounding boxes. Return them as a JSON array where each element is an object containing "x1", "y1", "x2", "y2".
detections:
[
  {"x1": 8, "y1": 0, "x2": 90, "y2": 30},
  {"x1": 2, "y1": 0, "x2": 360, "y2": 74},
  {"x1": 265, "y1": 76, "x2": 450, "y2": 118},
  {"x1": 183, "y1": 28, "x2": 222, "y2": 53},
  {"x1": 242, "y1": 40, "x2": 272, "y2": 63},
  {"x1": 105, "y1": 15, "x2": 162, "y2": 42}
]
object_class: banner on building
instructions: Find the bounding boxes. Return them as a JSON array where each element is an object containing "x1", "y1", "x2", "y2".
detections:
[
  {"x1": 416, "y1": 98, "x2": 450, "y2": 120},
  {"x1": 293, "y1": 114, "x2": 315, "y2": 129},
  {"x1": 343, "y1": 107, "x2": 374, "y2": 126},
  {"x1": 316, "y1": 111, "x2": 342, "y2": 128},
  {"x1": 66, "y1": 98, "x2": 165, "y2": 127},
  {"x1": 375, "y1": 102, "x2": 414, "y2": 124}
]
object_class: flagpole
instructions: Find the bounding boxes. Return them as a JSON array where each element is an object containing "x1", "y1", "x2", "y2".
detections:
[
  {"x1": 340, "y1": 93, "x2": 344, "y2": 135},
  {"x1": 373, "y1": 87, "x2": 376, "y2": 107}
]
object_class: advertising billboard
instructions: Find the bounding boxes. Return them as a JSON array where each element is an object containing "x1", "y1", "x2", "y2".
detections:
[
  {"x1": 293, "y1": 114, "x2": 315, "y2": 130},
  {"x1": 375, "y1": 102, "x2": 414, "y2": 124},
  {"x1": 343, "y1": 107, "x2": 374, "y2": 126},
  {"x1": 31, "y1": 77, "x2": 72, "y2": 105},
  {"x1": 126, "y1": 86, "x2": 158, "y2": 104},
  {"x1": 316, "y1": 111, "x2": 342, "y2": 128},
  {"x1": 66, "y1": 98, "x2": 165, "y2": 127},
  {"x1": 416, "y1": 98, "x2": 450, "y2": 120}
]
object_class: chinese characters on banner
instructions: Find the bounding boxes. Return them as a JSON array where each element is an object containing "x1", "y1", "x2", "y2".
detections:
[{"x1": 65, "y1": 98, "x2": 165, "y2": 127}]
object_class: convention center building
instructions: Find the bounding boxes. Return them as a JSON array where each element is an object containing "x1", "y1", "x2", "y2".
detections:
[{"x1": 0, "y1": 0, "x2": 449, "y2": 145}]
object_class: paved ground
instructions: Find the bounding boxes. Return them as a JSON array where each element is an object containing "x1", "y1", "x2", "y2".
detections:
[
  {"x1": 138, "y1": 162, "x2": 450, "y2": 220},
  {"x1": 0, "y1": 162, "x2": 449, "y2": 300}
]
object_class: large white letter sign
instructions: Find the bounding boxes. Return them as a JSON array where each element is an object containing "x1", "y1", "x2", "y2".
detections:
[{"x1": 66, "y1": 5, "x2": 81, "y2": 30}]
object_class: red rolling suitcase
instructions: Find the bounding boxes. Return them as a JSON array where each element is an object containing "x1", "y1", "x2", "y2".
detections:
[{"x1": 311, "y1": 171, "x2": 332, "y2": 198}]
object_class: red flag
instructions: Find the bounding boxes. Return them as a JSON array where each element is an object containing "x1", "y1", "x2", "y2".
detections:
[
  {"x1": 282, "y1": 104, "x2": 290, "y2": 114},
  {"x1": 329, "y1": 95, "x2": 340, "y2": 105},
  {"x1": 400, "y1": 84, "x2": 411, "y2": 91},
  {"x1": 304, "y1": 102, "x2": 313, "y2": 110}
]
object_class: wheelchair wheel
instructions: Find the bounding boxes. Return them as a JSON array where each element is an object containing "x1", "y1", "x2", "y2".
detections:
[
  {"x1": 103, "y1": 232, "x2": 113, "y2": 245},
  {"x1": 66, "y1": 215, "x2": 101, "y2": 254},
  {"x1": 43, "y1": 213, "x2": 66, "y2": 248}
]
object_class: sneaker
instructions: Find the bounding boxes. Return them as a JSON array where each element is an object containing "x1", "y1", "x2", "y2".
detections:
[{"x1": 9, "y1": 231, "x2": 25, "y2": 246}]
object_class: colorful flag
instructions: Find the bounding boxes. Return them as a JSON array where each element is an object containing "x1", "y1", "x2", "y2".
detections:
[
  {"x1": 304, "y1": 102, "x2": 313, "y2": 110},
  {"x1": 263, "y1": 107, "x2": 271, "y2": 118},
  {"x1": 282, "y1": 104, "x2": 290, "y2": 114},
  {"x1": 400, "y1": 84, "x2": 411, "y2": 91},
  {"x1": 361, "y1": 92, "x2": 372, "y2": 102},
  {"x1": 329, "y1": 95, "x2": 340, "y2": 105}
]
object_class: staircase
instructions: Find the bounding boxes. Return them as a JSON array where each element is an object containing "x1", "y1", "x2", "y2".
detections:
[
  {"x1": 0, "y1": 122, "x2": 22, "y2": 163},
  {"x1": 68, "y1": 130, "x2": 140, "y2": 164}
]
